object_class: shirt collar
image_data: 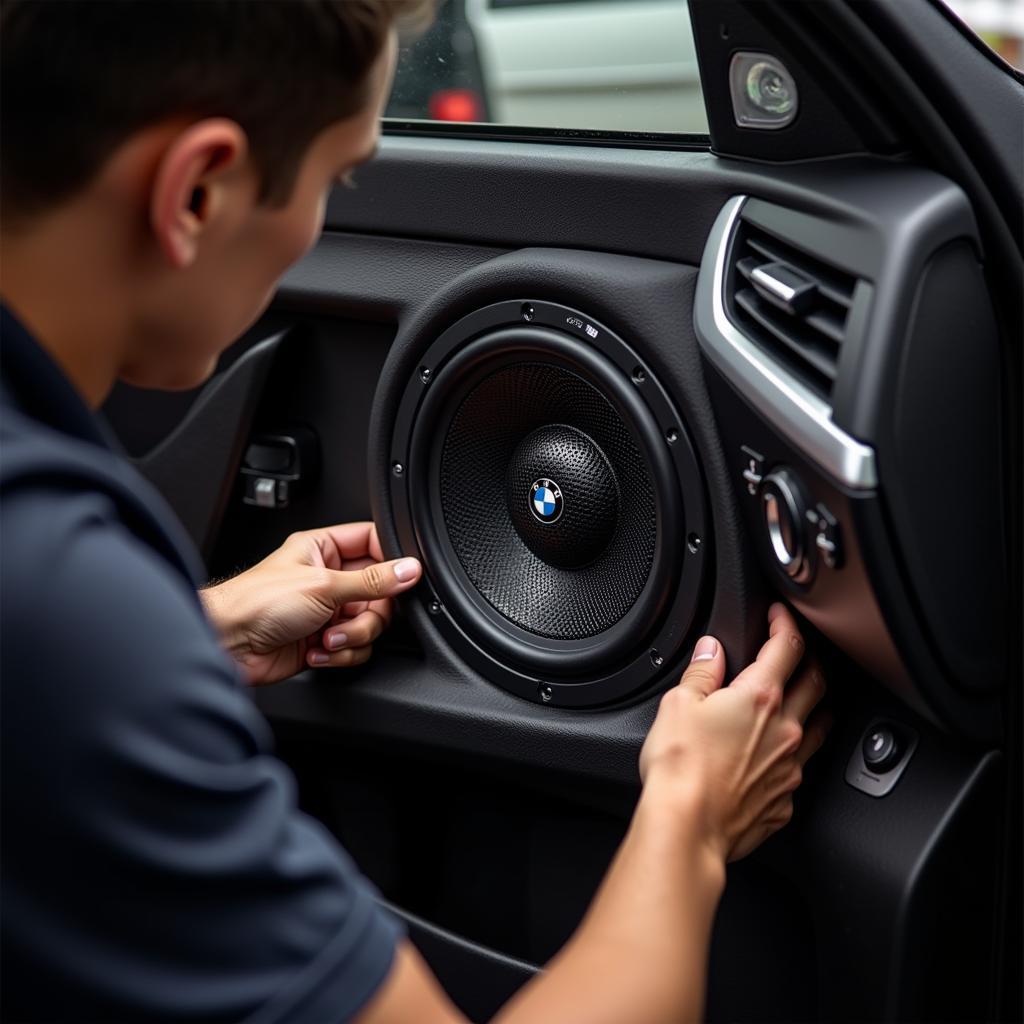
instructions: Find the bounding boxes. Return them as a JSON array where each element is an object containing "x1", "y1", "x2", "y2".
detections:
[{"x1": 0, "y1": 304, "x2": 114, "y2": 450}]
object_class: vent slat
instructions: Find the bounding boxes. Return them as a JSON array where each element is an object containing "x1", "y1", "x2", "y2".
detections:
[
  {"x1": 804, "y1": 309, "x2": 846, "y2": 346},
  {"x1": 744, "y1": 236, "x2": 854, "y2": 308},
  {"x1": 728, "y1": 220, "x2": 864, "y2": 401},
  {"x1": 735, "y1": 290, "x2": 838, "y2": 385},
  {"x1": 736, "y1": 255, "x2": 760, "y2": 283}
]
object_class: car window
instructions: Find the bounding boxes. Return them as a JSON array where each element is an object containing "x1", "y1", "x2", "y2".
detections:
[
  {"x1": 939, "y1": 0, "x2": 1023, "y2": 70},
  {"x1": 385, "y1": 0, "x2": 708, "y2": 137}
]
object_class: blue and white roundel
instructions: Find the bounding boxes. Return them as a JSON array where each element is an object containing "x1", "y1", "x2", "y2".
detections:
[{"x1": 530, "y1": 478, "x2": 563, "y2": 524}]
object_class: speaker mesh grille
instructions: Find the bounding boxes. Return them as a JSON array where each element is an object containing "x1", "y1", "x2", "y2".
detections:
[{"x1": 439, "y1": 362, "x2": 656, "y2": 640}]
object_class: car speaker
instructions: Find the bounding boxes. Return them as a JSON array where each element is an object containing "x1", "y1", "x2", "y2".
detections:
[{"x1": 388, "y1": 300, "x2": 708, "y2": 707}]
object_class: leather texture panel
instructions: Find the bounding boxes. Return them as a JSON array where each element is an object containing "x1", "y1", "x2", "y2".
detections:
[{"x1": 277, "y1": 232, "x2": 507, "y2": 321}]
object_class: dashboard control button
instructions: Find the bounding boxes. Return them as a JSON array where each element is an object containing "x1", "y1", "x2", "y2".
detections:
[
  {"x1": 761, "y1": 468, "x2": 811, "y2": 582},
  {"x1": 862, "y1": 726, "x2": 900, "y2": 773},
  {"x1": 740, "y1": 444, "x2": 765, "y2": 496}
]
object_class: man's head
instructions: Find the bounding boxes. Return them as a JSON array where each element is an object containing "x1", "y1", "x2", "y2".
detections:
[{"x1": 0, "y1": 0, "x2": 433, "y2": 398}]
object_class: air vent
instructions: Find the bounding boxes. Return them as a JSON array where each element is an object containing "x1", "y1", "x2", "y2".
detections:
[{"x1": 728, "y1": 220, "x2": 859, "y2": 399}]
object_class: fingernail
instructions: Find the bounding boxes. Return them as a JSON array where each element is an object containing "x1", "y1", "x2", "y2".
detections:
[
  {"x1": 393, "y1": 558, "x2": 420, "y2": 582},
  {"x1": 691, "y1": 636, "x2": 718, "y2": 662},
  {"x1": 309, "y1": 652, "x2": 329, "y2": 666},
  {"x1": 327, "y1": 632, "x2": 348, "y2": 651}
]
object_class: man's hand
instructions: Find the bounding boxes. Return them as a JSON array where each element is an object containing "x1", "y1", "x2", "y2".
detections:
[
  {"x1": 639, "y1": 602, "x2": 830, "y2": 863},
  {"x1": 200, "y1": 522, "x2": 421, "y2": 686}
]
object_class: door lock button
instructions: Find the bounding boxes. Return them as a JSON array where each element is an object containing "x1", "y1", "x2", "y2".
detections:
[
  {"x1": 862, "y1": 726, "x2": 900, "y2": 773},
  {"x1": 846, "y1": 720, "x2": 918, "y2": 797}
]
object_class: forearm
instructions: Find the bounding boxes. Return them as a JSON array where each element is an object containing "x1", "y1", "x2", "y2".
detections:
[
  {"x1": 197, "y1": 581, "x2": 245, "y2": 656},
  {"x1": 493, "y1": 779, "x2": 725, "y2": 1024}
]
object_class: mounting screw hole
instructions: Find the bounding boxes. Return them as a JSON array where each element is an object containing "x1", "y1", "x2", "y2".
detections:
[
  {"x1": 392, "y1": 462, "x2": 404, "y2": 477},
  {"x1": 538, "y1": 683, "x2": 554, "y2": 703},
  {"x1": 419, "y1": 366, "x2": 433, "y2": 384},
  {"x1": 521, "y1": 303, "x2": 535, "y2": 322},
  {"x1": 687, "y1": 533, "x2": 702, "y2": 554},
  {"x1": 666, "y1": 427, "x2": 679, "y2": 444},
  {"x1": 650, "y1": 649, "x2": 664, "y2": 668},
  {"x1": 631, "y1": 366, "x2": 647, "y2": 385},
  {"x1": 427, "y1": 598, "x2": 442, "y2": 615}
]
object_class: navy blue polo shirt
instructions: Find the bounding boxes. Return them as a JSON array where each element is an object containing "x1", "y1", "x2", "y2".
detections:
[{"x1": 0, "y1": 307, "x2": 401, "y2": 1022}]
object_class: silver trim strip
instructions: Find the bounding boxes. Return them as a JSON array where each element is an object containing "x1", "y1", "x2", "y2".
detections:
[{"x1": 694, "y1": 196, "x2": 878, "y2": 490}]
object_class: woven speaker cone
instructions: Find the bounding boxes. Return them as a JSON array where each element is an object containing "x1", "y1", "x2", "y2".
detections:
[{"x1": 439, "y1": 361, "x2": 656, "y2": 642}]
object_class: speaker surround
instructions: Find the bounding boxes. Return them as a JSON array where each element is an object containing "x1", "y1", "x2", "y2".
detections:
[{"x1": 389, "y1": 300, "x2": 708, "y2": 707}]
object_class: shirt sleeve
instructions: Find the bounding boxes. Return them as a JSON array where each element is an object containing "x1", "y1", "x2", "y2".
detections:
[{"x1": 0, "y1": 487, "x2": 402, "y2": 1023}]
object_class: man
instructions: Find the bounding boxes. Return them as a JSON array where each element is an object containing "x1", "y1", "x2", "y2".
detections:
[{"x1": 0, "y1": 2, "x2": 829, "y2": 1020}]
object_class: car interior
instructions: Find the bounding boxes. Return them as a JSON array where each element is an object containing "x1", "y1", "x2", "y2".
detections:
[{"x1": 101, "y1": 0, "x2": 1022, "y2": 1020}]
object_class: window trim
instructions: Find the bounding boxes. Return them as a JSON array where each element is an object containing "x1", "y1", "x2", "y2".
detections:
[{"x1": 381, "y1": 119, "x2": 711, "y2": 151}]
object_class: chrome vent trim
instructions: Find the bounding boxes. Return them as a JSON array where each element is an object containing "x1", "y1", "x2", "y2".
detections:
[{"x1": 694, "y1": 196, "x2": 878, "y2": 490}]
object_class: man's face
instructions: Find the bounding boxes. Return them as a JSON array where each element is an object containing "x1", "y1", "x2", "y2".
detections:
[{"x1": 124, "y1": 34, "x2": 397, "y2": 390}]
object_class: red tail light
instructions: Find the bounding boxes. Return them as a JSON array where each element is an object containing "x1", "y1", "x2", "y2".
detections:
[{"x1": 428, "y1": 88, "x2": 484, "y2": 122}]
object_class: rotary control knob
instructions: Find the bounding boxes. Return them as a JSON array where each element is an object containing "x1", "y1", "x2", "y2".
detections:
[{"x1": 761, "y1": 468, "x2": 811, "y2": 583}]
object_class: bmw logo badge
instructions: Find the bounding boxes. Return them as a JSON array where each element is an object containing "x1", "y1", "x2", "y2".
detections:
[{"x1": 530, "y1": 478, "x2": 564, "y2": 524}]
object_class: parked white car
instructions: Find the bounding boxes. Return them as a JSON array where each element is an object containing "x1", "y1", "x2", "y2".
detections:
[{"x1": 464, "y1": 0, "x2": 707, "y2": 133}]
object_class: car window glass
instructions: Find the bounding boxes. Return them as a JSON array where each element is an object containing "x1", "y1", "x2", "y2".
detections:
[
  {"x1": 385, "y1": 0, "x2": 708, "y2": 135},
  {"x1": 939, "y1": 0, "x2": 1023, "y2": 69}
]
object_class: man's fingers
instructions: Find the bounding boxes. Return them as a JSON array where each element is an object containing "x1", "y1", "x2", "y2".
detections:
[
  {"x1": 324, "y1": 557, "x2": 422, "y2": 606},
  {"x1": 782, "y1": 661, "x2": 826, "y2": 723},
  {"x1": 733, "y1": 603, "x2": 805, "y2": 696},
  {"x1": 303, "y1": 522, "x2": 378, "y2": 570},
  {"x1": 367, "y1": 597, "x2": 393, "y2": 627},
  {"x1": 307, "y1": 644, "x2": 374, "y2": 670},
  {"x1": 795, "y1": 709, "x2": 832, "y2": 765},
  {"x1": 678, "y1": 635, "x2": 726, "y2": 698},
  {"x1": 323, "y1": 609, "x2": 388, "y2": 652},
  {"x1": 342, "y1": 557, "x2": 374, "y2": 573}
]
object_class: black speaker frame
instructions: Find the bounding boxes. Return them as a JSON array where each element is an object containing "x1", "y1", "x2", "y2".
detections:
[{"x1": 388, "y1": 300, "x2": 709, "y2": 708}]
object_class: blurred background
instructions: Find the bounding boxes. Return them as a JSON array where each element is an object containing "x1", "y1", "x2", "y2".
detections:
[{"x1": 383, "y1": 0, "x2": 1022, "y2": 134}]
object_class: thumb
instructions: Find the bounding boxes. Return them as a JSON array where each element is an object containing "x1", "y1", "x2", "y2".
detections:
[
  {"x1": 678, "y1": 635, "x2": 726, "y2": 698},
  {"x1": 324, "y1": 557, "x2": 422, "y2": 606}
]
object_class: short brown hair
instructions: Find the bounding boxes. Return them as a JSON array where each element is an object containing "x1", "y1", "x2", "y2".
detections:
[{"x1": 0, "y1": 0, "x2": 434, "y2": 219}]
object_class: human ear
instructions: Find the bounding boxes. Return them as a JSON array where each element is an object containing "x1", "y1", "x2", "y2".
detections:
[{"x1": 149, "y1": 118, "x2": 249, "y2": 269}]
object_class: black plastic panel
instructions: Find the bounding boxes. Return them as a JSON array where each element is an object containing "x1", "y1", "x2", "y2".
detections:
[
  {"x1": 688, "y1": 0, "x2": 899, "y2": 161},
  {"x1": 324, "y1": 143, "x2": 968, "y2": 269},
  {"x1": 209, "y1": 318, "x2": 396, "y2": 579},
  {"x1": 134, "y1": 332, "x2": 285, "y2": 559},
  {"x1": 881, "y1": 241, "x2": 1006, "y2": 694},
  {"x1": 261, "y1": 664, "x2": 1003, "y2": 1023}
]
